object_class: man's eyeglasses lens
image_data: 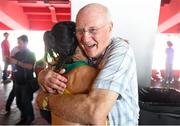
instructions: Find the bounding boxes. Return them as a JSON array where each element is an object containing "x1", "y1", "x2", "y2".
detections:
[
  {"x1": 76, "y1": 24, "x2": 107, "y2": 35},
  {"x1": 76, "y1": 28, "x2": 97, "y2": 35}
]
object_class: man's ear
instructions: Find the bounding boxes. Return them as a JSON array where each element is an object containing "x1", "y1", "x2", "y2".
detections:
[{"x1": 108, "y1": 22, "x2": 113, "y2": 32}]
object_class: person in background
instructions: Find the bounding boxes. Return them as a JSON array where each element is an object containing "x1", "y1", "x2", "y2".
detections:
[
  {"x1": 8, "y1": 35, "x2": 36, "y2": 125},
  {"x1": 1, "y1": 32, "x2": 11, "y2": 84},
  {"x1": 165, "y1": 41, "x2": 174, "y2": 84},
  {"x1": 38, "y1": 3, "x2": 139, "y2": 125},
  {"x1": 4, "y1": 45, "x2": 21, "y2": 113},
  {"x1": 0, "y1": 65, "x2": 2, "y2": 81}
]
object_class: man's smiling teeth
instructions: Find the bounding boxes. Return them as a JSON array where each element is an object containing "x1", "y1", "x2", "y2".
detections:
[{"x1": 86, "y1": 44, "x2": 96, "y2": 48}]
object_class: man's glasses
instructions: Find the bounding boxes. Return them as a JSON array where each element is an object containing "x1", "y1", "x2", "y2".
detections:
[{"x1": 76, "y1": 24, "x2": 107, "y2": 36}]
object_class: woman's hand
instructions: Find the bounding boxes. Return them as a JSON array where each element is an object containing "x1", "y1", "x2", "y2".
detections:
[{"x1": 38, "y1": 68, "x2": 68, "y2": 94}]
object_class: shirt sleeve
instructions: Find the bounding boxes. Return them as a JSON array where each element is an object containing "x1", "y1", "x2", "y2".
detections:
[
  {"x1": 25, "y1": 51, "x2": 36, "y2": 65},
  {"x1": 29, "y1": 52, "x2": 36, "y2": 64},
  {"x1": 93, "y1": 40, "x2": 136, "y2": 95}
]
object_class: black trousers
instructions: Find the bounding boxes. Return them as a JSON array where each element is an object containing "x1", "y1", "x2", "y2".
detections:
[
  {"x1": 2, "y1": 61, "x2": 9, "y2": 81},
  {"x1": 5, "y1": 81, "x2": 15, "y2": 111},
  {"x1": 40, "y1": 110, "x2": 51, "y2": 124},
  {"x1": 15, "y1": 83, "x2": 34, "y2": 120}
]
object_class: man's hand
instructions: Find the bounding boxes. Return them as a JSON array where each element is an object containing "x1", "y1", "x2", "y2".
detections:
[
  {"x1": 38, "y1": 68, "x2": 68, "y2": 94},
  {"x1": 7, "y1": 57, "x2": 17, "y2": 64}
]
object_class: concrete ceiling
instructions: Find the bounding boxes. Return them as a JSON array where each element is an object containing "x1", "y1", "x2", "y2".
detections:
[
  {"x1": 158, "y1": 0, "x2": 180, "y2": 33},
  {"x1": 0, "y1": 0, "x2": 70, "y2": 30},
  {"x1": 0, "y1": 0, "x2": 179, "y2": 33}
]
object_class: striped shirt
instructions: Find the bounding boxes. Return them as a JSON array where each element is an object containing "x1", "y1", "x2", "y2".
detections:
[{"x1": 90, "y1": 37, "x2": 139, "y2": 126}]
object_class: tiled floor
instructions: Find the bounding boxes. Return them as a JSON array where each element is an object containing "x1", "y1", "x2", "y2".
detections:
[{"x1": 0, "y1": 80, "x2": 49, "y2": 125}]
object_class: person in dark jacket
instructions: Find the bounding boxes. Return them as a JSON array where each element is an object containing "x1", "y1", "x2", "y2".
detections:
[
  {"x1": 5, "y1": 45, "x2": 21, "y2": 113},
  {"x1": 8, "y1": 35, "x2": 36, "y2": 125}
]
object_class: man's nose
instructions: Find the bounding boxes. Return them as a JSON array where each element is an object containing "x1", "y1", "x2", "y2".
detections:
[{"x1": 81, "y1": 31, "x2": 92, "y2": 42}]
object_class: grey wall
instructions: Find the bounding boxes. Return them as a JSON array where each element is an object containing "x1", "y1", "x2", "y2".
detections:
[{"x1": 71, "y1": 0, "x2": 161, "y2": 87}]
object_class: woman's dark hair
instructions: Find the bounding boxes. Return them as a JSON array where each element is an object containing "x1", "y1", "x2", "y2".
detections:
[{"x1": 43, "y1": 21, "x2": 78, "y2": 70}]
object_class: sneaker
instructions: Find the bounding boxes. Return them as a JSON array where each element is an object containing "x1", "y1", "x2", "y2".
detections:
[
  {"x1": 16, "y1": 118, "x2": 26, "y2": 125},
  {"x1": 2, "y1": 79, "x2": 11, "y2": 84},
  {"x1": 16, "y1": 118, "x2": 34, "y2": 125},
  {"x1": 0, "y1": 109, "x2": 10, "y2": 115},
  {"x1": 25, "y1": 118, "x2": 34, "y2": 125}
]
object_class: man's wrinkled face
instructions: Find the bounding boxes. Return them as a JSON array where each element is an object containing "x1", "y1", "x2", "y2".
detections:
[{"x1": 75, "y1": 9, "x2": 112, "y2": 58}]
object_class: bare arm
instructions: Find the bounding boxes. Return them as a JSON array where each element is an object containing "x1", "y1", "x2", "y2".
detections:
[
  {"x1": 16, "y1": 60, "x2": 33, "y2": 69},
  {"x1": 49, "y1": 88, "x2": 118, "y2": 124},
  {"x1": 8, "y1": 57, "x2": 33, "y2": 70},
  {"x1": 38, "y1": 68, "x2": 118, "y2": 124}
]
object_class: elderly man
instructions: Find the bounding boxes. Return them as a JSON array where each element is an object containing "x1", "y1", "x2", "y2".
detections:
[{"x1": 38, "y1": 3, "x2": 139, "y2": 125}]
